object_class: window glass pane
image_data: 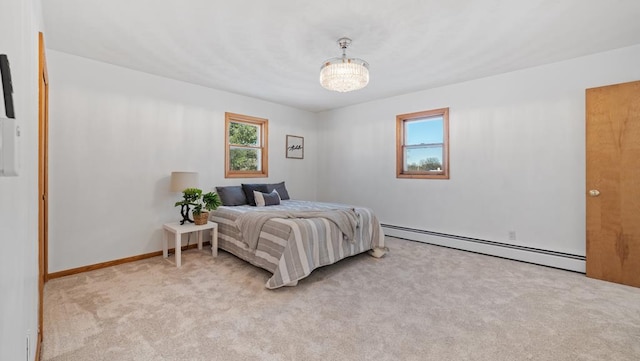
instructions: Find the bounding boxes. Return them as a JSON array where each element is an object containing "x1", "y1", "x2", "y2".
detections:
[
  {"x1": 404, "y1": 146, "x2": 443, "y2": 172},
  {"x1": 405, "y1": 117, "x2": 443, "y2": 145},
  {"x1": 229, "y1": 122, "x2": 259, "y2": 146},
  {"x1": 229, "y1": 147, "x2": 261, "y2": 171}
]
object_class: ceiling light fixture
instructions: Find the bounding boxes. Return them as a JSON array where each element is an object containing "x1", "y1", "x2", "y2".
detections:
[{"x1": 319, "y1": 37, "x2": 369, "y2": 92}]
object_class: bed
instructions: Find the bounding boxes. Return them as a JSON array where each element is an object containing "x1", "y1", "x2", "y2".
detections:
[{"x1": 209, "y1": 184, "x2": 386, "y2": 289}]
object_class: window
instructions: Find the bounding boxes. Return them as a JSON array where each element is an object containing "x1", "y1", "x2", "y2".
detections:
[
  {"x1": 396, "y1": 108, "x2": 449, "y2": 179},
  {"x1": 225, "y1": 112, "x2": 268, "y2": 178}
]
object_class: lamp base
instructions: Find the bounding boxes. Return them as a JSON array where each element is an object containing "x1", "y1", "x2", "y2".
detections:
[{"x1": 179, "y1": 204, "x2": 193, "y2": 225}]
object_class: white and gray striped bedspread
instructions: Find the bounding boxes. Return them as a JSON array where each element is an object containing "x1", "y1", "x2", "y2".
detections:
[{"x1": 209, "y1": 200, "x2": 385, "y2": 289}]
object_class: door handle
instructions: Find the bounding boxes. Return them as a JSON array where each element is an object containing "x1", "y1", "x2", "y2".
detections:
[{"x1": 589, "y1": 189, "x2": 600, "y2": 197}]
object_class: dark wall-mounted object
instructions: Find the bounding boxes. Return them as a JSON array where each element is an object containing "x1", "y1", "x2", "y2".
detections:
[{"x1": 0, "y1": 54, "x2": 15, "y2": 119}]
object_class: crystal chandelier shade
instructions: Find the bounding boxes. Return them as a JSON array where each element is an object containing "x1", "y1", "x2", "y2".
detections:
[{"x1": 319, "y1": 38, "x2": 369, "y2": 92}]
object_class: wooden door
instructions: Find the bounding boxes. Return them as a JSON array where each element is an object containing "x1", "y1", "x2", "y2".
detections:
[
  {"x1": 38, "y1": 31, "x2": 49, "y2": 354},
  {"x1": 586, "y1": 80, "x2": 640, "y2": 288}
]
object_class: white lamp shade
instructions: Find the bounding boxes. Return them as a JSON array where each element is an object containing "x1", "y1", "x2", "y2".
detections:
[{"x1": 170, "y1": 171, "x2": 199, "y2": 192}]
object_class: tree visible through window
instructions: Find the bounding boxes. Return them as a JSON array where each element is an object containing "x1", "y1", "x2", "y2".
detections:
[
  {"x1": 396, "y1": 108, "x2": 449, "y2": 179},
  {"x1": 225, "y1": 112, "x2": 268, "y2": 178}
]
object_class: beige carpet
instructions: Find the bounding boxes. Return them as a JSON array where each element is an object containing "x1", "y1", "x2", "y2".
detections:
[{"x1": 42, "y1": 237, "x2": 640, "y2": 361}]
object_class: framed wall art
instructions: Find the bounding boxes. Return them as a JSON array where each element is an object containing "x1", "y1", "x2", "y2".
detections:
[{"x1": 286, "y1": 135, "x2": 304, "y2": 159}]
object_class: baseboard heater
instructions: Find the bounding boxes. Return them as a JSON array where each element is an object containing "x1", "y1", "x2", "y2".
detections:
[{"x1": 381, "y1": 224, "x2": 586, "y2": 273}]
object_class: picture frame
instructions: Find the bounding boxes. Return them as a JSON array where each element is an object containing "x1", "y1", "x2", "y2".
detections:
[{"x1": 286, "y1": 135, "x2": 304, "y2": 159}]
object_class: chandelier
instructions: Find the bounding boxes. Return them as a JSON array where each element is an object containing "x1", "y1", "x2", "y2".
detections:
[{"x1": 319, "y1": 37, "x2": 369, "y2": 92}]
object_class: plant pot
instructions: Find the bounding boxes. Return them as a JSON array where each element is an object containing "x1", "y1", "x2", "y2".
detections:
[{"x1": 193, "y1": 211, "x2": 209, "y2": 225}]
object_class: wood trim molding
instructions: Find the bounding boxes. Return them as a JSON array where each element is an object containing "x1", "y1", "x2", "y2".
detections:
[
  {"x1": 47, "y1": 242, "x2": 212, "y2": 280},
  {"x1": 38, "y1": 31, "x2": 49, "y2": 361}
]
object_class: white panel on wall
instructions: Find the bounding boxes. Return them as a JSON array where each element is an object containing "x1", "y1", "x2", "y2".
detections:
[
  {"x1": 0, "y1": 0, "x2": 43, "y2": 360},
  {"x1": 317, "y1": 45, "x2": 640, "y2": 263},
  {"x1": 47, "y1": 50, "x2": 319, "y2": 272}
]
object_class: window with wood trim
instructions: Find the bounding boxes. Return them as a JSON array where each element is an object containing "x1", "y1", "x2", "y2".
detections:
[
  {"x1": 396, "y1": 108, "x2": 449, "y2": 179},
  {"x1": 225, "y1": 112, "x2": 268, "y2": 178}
]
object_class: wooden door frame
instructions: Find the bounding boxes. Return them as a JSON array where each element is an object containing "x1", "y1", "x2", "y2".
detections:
[{"x1": 38, "y1": 31, "x2": 49, "y2": 360}]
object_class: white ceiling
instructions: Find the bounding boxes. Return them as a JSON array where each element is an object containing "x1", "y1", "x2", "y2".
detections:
[{"x1": 42, "y1": 0, "x2": 640, "y2": 112}]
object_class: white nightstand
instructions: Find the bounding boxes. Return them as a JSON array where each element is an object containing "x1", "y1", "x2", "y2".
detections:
[{"x1": 162, "y1": 221, "x2": 219, "y2": 267}]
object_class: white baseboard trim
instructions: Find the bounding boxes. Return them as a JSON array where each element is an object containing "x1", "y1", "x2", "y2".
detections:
[{"x1": 382, "y1": 224, "x2": 586, "y2": 273}]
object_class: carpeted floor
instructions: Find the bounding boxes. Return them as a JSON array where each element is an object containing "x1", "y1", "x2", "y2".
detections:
[{"x1": 42, "y1": 237, "x2": 640, "y2": 361}]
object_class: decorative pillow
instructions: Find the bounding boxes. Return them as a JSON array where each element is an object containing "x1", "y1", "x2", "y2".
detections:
[
  {"x1": 216, "y1": 186, "x2": 248, "y2": 206},
  {"x1": 266, "y1": 181, "x2": 290, "y2": 200},
  {"x1": 242, "y1": 183, "x2": 269, "y2": 206},
  {"x1": 254, "y1": 190, "x2": 281, "y2": 207}
]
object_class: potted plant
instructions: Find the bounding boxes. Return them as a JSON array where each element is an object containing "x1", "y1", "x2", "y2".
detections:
[{"x1": 174, "y1": 188, "x2": 221, "y2": 225}]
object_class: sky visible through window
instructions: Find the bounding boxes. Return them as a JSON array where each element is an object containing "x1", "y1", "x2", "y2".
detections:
[{"x1": 405, "y1": 117, "x2": 444, "y2": 165}]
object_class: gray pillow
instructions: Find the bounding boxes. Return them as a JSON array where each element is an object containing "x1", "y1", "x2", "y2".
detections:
[
  {"x1": 216, "y1": 186, "x2": 248, "y2": 206},
  {"x1": 254, "y1": 190, "x2": 281, "y2": 207},
  {"x1": 266, "y1": 181, "x2": 290, "y2": 200},
  {"x1": 242, "y1": 183, "x2": 269, "y2": 206}
]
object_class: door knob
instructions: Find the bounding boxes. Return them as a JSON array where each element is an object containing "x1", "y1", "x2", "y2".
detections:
[{"x1": 589, "y1": 189, "x2": 600, "y2": 197}]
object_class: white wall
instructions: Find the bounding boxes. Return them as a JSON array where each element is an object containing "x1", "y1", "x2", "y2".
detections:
[
  {"x1": 0, "y1": 0, "x2": 42, "y2": 360},
  {"x1": 317, "y1": 45, "x2": 640, "y2": 266},
  {"x1": 45, "y1": 42, "x2": 640, "y2": 273},
  {"x1": 47, "y1": 50, "x2": 319, "y2": 272}
]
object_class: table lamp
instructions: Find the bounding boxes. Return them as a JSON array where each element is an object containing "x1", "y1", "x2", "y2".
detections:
[{"x1": 170, "y1": 171, "x2": 199, "y2": 224}]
